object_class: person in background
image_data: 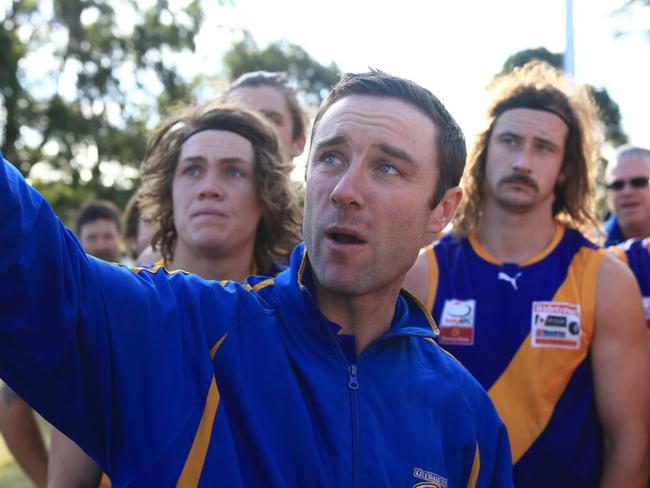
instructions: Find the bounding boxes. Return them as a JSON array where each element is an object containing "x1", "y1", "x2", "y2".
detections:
[
  {"x1": 224, "y1": 70, "x2": 307, "y2": 164},
  {"x1": 604, "y1": 145, "x2": 650, "y2": 246},
  {"x1": 47, "y1": 101, "x2": 303, "y2": 487},
  {"x1": 609, "y1": 238, "x2": 650, "y2": 335},
  {"x1": 76, "y1": 200, "x2": 123, "y2": 263},
  {"x1": 405, "y1": 61, "x2": 650, "y2": 487},
  {"x1": 135, "y1": 70, "x2": 310, "y2": 265},
  {"x1": 122, "y1": 191, "x2": 157, "y2": 264}
]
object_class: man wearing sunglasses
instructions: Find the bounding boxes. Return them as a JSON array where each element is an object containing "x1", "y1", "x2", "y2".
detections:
[{"x1": 605, "y1": 145, "x2": 650, "y2": 246}]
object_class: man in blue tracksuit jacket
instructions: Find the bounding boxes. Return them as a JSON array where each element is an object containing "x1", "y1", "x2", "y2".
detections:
[{"x1": 0, "y1": 71, "x2": 513, "y2": 487}]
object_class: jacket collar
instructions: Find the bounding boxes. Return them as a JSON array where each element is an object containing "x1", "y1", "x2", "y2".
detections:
[{"x1": 273, "y1": 243, "x2": 439, "y2": 349}]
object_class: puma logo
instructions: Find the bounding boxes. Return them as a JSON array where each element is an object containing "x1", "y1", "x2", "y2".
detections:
[{"x1": 498, "y1": 271, "x2": 522, "y2": 290}]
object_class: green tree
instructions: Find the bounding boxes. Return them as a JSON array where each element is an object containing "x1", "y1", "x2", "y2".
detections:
[
  {"x1": 498, "y1": 47, "x2": 628, "y2": 147},
  {"x1": 222, "y1": 31, "x2": 341, "y2": 107},
  {"x1": 0, "y1": 0, "x2": 205, "y2": 222}
]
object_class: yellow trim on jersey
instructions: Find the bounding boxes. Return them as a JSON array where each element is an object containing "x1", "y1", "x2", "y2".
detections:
[
  {"x1": 468, "y1": 223, "x2": 564, "y2": 266},
  {"x1": 177, "y1": 335, "x2": 227, "y2": 486},
  {"x1": 466, "y1": 443, "x2": 480, "y2": 488},
  {"x1": 251, "y1": 278, "x2": 275, "y2": 292},
  {"x1": 487, "y1": 246, "x2": 603, "y2": 463},
  {"x1": 425, "y1": 245, "x2": 439, "y2": 312}
]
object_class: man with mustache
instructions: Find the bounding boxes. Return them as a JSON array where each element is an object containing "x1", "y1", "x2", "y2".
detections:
[
  {"x1": 0, "y1": 71, "x2": 513, "y2": 486},
  {"x1": 405, "y1": 61, "x2": 650, "y2": 487}
]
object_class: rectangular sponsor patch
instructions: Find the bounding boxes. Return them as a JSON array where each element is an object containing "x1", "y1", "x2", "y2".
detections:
[
  {"x1": 438, "y1": 299, "x2": 475, "y2": 346},
  {"x1": 531, "y1": 301, "x2": 581, "y2": 349}
]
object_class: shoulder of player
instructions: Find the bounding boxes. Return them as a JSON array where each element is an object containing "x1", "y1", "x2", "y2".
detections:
[{"x1": 413, "y1": 337, "x2": 491, "y2": 408}]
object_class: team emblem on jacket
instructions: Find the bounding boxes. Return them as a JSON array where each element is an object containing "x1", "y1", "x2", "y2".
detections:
[
  {"x1": 531, "y1": 301, "x2": 581, "y2": 349},
  {"x1": 412, "y1": 467, "x2": 448, "y2": 488},
  {"x1": 438, "y1": 299, "x2": 475, "y2": 346}
]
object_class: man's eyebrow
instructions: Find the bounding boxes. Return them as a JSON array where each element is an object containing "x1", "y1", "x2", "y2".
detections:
[
  {"x1": 495, "y1": 130, "x2": 522, "y2": 139},
  {"x1": 179, "y1": 155, "x2": 252, "y2": 165},
  {"x1": 260, "y1": 109, "x2": 283, "y2": 119},
  {"x1": 312, "y1": 135, "x2": 350, "y2": 152},
  {"x1": 375, "y1": 143, "x2": 416, "y2": 165},
  {"x1": 179, "y1": 155, "x2": 207, "y2": 164}
]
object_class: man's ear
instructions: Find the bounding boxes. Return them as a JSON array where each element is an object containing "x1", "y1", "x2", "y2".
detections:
[
  {"x1": 290, "y1": 134, "x2": 306, "y2": 159},
  {"x1": 426, "y1": 186, "x2": 463, "y2": 237}
]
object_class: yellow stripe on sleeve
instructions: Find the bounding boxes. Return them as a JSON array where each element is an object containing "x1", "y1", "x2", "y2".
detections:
[
  {"x1": 176, "y1": 335, "x2": 227, "y2": 487},
  {"x1": 466, "y1": 443, "x2": 480, "y2": 488}
]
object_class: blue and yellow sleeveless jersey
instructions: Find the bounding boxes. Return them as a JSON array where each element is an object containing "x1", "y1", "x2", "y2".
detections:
[
  {"x1": 610, "y1": 238, "x2": 650, "y2": 327},
  {"x1": 422, "y1": 224, "x2": 605, "y2": 487},
  {"x1": 0, "y1": 155, "x2": 514, "y2": 486}
]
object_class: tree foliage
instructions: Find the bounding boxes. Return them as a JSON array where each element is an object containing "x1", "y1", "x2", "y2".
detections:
[
  {"x1": 0, "y1": 0, "x2": 204, "y2": 222},
  {"x1": 498, "y1": 47, "x2": 628, "y2": 147},
  {"x1": 222, "y1": 32, "x2": 341, "y2": 107}
]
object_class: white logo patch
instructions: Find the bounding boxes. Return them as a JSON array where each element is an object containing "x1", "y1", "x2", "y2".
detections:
[
  {"x1": 438, "y1": 299, "x2": 475, "y2": 346},
  {"x1": 497, "y1": 271, "x2": 522, "y2": 290},
  {"x1": 531, "y1": 301, "x2": 581, "y2": 349}
]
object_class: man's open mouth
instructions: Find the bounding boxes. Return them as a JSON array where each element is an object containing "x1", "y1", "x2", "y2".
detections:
[{"x1": 329, "y1": 232, "x2": 366, "y2": 245}]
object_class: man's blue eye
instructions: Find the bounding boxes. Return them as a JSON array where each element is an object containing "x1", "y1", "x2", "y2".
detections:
[
  {"x1": 183, "y1": 166, "x2": 202, "y2": 177},
  {"x1": 322, "y1": 153, "x2": 339, "y2": 164},
  {"x1": 378, "y1": 163, "x2": 398, "y2": 175},
  {"x1": 226, "y1": 167, "x2": 244, "y2": 177}
]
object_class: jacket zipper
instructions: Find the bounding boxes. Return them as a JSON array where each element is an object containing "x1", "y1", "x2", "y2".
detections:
[{"x1": 348, "y1": 363, "x2": 359, "y2": 488}]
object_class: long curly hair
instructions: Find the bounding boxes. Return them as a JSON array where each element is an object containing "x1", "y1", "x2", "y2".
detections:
[
  {"x1": 138, "y1": 102, "x2": 302, "y2": 273},
  {"x1": 453, "y1": 61, "x2": 603, "y2": 238}
]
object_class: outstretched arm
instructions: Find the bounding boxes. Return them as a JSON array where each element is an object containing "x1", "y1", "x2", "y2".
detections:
[
  {"x1": 0, "y1": 385, "x2": 48, "y2": 488},
  {"x1": 593, "y1": 253, "x2": 650, "y2": 487},
  {"x1": 0, "y1": 155, "x2": 229, "y2": 485}
]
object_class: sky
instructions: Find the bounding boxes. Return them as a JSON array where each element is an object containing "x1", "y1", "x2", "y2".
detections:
[{"x1": 191, "y1": 0, "x2": 649, "y2": 156}]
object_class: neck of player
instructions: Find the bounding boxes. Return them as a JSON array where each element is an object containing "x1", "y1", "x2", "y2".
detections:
[
  {"x1": 476, "y1": 198, "x2": 557, "y2": 264},
  {"x1": 314, "y1": 279, "x2": 405, "y2": 357},
  {"x1": 168, "y1": 240, "x2": 255, "y2": 283}
]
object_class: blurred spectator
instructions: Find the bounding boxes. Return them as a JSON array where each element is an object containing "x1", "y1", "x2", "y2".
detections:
[{"x1": 604, "y1": 145, "x2": 650, "y2": 246}]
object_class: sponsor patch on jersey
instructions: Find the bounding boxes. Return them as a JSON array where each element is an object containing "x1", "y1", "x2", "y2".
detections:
[
  {"x1": 643, "y1": 296, "x2": 650, "y2": 328},
  {"x1": 531, "y1": 301, "x2": 581, "y2": 349},
  {"x1": 438, "y1": 299, "x2": 475, "y2": 346},
  {"x1": 412, "y1": 467, "x2": 448, "y2": 488}
]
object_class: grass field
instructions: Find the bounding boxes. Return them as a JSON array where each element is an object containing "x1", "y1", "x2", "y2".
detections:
[{"x1": 0, "y1": 417, "x2": 49, "y2": 488}]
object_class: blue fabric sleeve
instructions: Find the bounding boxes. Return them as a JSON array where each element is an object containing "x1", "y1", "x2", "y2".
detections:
[
  {"x1": 475, "y1": 398, "x2": 514, "y2": 487},
  {"x1": 0, "y1": 156, "x2": 233, "y2": 484}
]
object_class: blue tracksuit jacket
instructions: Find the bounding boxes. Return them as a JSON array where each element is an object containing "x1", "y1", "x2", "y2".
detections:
[{"x1": 0, "y1": 155, "x2": 513, "y2": 487}]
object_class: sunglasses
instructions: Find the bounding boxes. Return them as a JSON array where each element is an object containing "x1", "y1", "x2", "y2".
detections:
[{"x1": 605, "y1": 176, "x2": 650, "y2": 191}]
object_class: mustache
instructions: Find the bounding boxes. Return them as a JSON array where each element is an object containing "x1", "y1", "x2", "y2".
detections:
[{"x1": 499, "y1": 173, "x2": 539, "y2": 191}]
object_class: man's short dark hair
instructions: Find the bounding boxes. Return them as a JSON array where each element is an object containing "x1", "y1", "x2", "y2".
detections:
[
  {"x1": 310, "y1": 70, "x2": 466, "y2": 208},
  {"x1": 76, "y1": 200, "x2": 121, "y2": 234},
  {"x1": 226, "y1": 71, "x2": 307, "y2": 143}
]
